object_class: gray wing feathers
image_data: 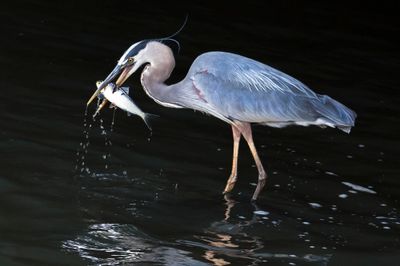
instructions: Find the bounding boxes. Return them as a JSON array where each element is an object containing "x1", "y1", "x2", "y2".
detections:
[
  {"x1": 188, "y1": 52, "x2": 356, "y2": 132},
  {"x1": 195, "y1": 52, "x2": 317, "y2": 97}
]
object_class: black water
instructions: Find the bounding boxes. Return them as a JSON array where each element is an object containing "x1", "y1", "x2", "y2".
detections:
[{"x1": 1, "y1": 1, "x2": 399, "y2": 265}]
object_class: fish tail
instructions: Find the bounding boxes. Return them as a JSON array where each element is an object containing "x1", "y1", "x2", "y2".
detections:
[{"x1": 143, "y1": 113, "x2": 159, "y2": 131}]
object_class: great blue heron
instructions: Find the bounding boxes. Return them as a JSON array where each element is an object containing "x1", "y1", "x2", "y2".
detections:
[{"x1": 87, "y1": 39, "x2": 356, "y2": 201}]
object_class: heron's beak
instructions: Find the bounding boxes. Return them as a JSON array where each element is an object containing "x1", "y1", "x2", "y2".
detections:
[
  {"x1": 116, "y1": 64, "x2": 133, "y2": 87},
  {"x1": 87, "y1": 64, "x2": 122, "y2": 106},
  {"x1": 93, "y1": 98, "x2": 108, "y2": 118}
]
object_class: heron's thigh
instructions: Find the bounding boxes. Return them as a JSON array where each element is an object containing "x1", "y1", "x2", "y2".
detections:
[{"x1": 233, "y1": 121, "x2": 252, "y2": 140}]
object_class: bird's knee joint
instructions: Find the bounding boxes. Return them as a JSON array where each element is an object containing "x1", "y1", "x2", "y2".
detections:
[
  {"x1": 228, "y1": 175, "x2": 237, "y2": 182},
  {"x1": 259, "y1": 171, "x2": 267, "y2": 181}
]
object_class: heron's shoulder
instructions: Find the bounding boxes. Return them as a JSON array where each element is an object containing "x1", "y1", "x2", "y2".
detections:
[
  {"x1": 190, "y1": 51, "x2": 266, "y2": 75},
  {"x1": 194, "y1": 51, "x2": 257, "y2": 64},
  {"x1": 197, "y1": 51, "x2": 245, "y2": 58}
]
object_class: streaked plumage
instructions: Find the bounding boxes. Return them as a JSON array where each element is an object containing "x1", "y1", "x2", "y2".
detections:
[{"x1": 172, "y1": 51, "x2": 356, "y2": 132}]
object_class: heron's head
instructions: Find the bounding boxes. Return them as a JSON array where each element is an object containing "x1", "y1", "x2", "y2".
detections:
[{"x1": 88, "y1": 39, "x2": 174, "y2": 105}]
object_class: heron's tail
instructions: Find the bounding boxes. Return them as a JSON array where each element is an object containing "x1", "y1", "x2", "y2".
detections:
[{"x1": 313, "y1": 95, "x2": 357, "y2": 133}]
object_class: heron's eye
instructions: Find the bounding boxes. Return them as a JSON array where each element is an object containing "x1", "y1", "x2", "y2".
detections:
[{"x1": 127, "y1": 57, "x2": 135, "y2": 65}]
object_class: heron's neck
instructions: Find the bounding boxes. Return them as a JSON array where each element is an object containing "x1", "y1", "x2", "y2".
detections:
[{"x1": 140, "y1": 54, "x2": 179, "y2": 107}]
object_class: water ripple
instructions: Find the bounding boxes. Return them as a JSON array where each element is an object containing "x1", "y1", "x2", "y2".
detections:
[
  {"x1": 341, "y1": 182, "x2": 377, "y2": 194},
  {"x1": 62, "y1": 223, "x2": 207, "y2": 265}
]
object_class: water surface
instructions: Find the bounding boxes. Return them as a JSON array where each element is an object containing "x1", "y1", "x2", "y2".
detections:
[{"x1": 0, "y1": 1, "x2": 399, "y2": 265}]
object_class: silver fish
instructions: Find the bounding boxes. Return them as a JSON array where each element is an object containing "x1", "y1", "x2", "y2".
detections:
[{"x1": 93, "y1": 81, "x2": 156, "y2": 130}]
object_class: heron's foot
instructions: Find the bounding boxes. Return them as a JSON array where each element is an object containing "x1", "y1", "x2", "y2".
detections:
[
  {"x1": 223, "y1": 175, "x2": 237, "y2": 194},
  {"x1": 251, "y1": 172, "x2": 267, "y2": 202}
]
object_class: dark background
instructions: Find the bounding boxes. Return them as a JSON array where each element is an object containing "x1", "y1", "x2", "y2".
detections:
[{"x1": 1, "y1": 1, "x2": 399, "y2": 265}]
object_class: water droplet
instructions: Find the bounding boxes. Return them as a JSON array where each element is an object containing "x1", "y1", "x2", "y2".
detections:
[
  {"x1": 309, "y1": 202, "x2": 322, "y2": 208},
  {"x1": 302, "y1": 221, "x2": 311, "y2": 225},
  {"x1": 254, "y1": 210, "x2": 270, "y2": 216},
  {"x1": 358, "y1": 144, "x2": 365, "y2": 148},
  {"x1": 339, "y1": 194, "x2": 348, "y2": 199},
  {"x1": 325, "y1": 171, "x2": 338, "y2": 176}
]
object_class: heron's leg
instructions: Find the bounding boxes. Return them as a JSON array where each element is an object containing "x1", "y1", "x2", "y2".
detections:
[
  {"x1": 240, "y1": 122, "x2": 267, "y2": 201},
  {"x1": 223, "y1": 125, "x2": 241, "y2": 194}
]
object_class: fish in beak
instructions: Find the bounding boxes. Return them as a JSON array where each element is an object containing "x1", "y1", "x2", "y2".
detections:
[
  {"x1": 92, "y1": 81, "x2": 156, "y2": 130},
  {"x1": 87, "y1": 64, "x2": 136, "y2": 106},
  {"x1": 87, "y1": 64, "x2": 123, "y2": 106},
  {"x1": 87, "y1": 39, "x2": 149, "y2": 105}
]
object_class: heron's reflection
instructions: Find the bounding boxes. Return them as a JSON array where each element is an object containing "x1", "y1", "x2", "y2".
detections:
[
  {"x1": 196, "y1": 195, "x2": 265, "y2": 266},
  {"x1": 194, "y1": 196, "x2": 332, "y2": 266}
]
